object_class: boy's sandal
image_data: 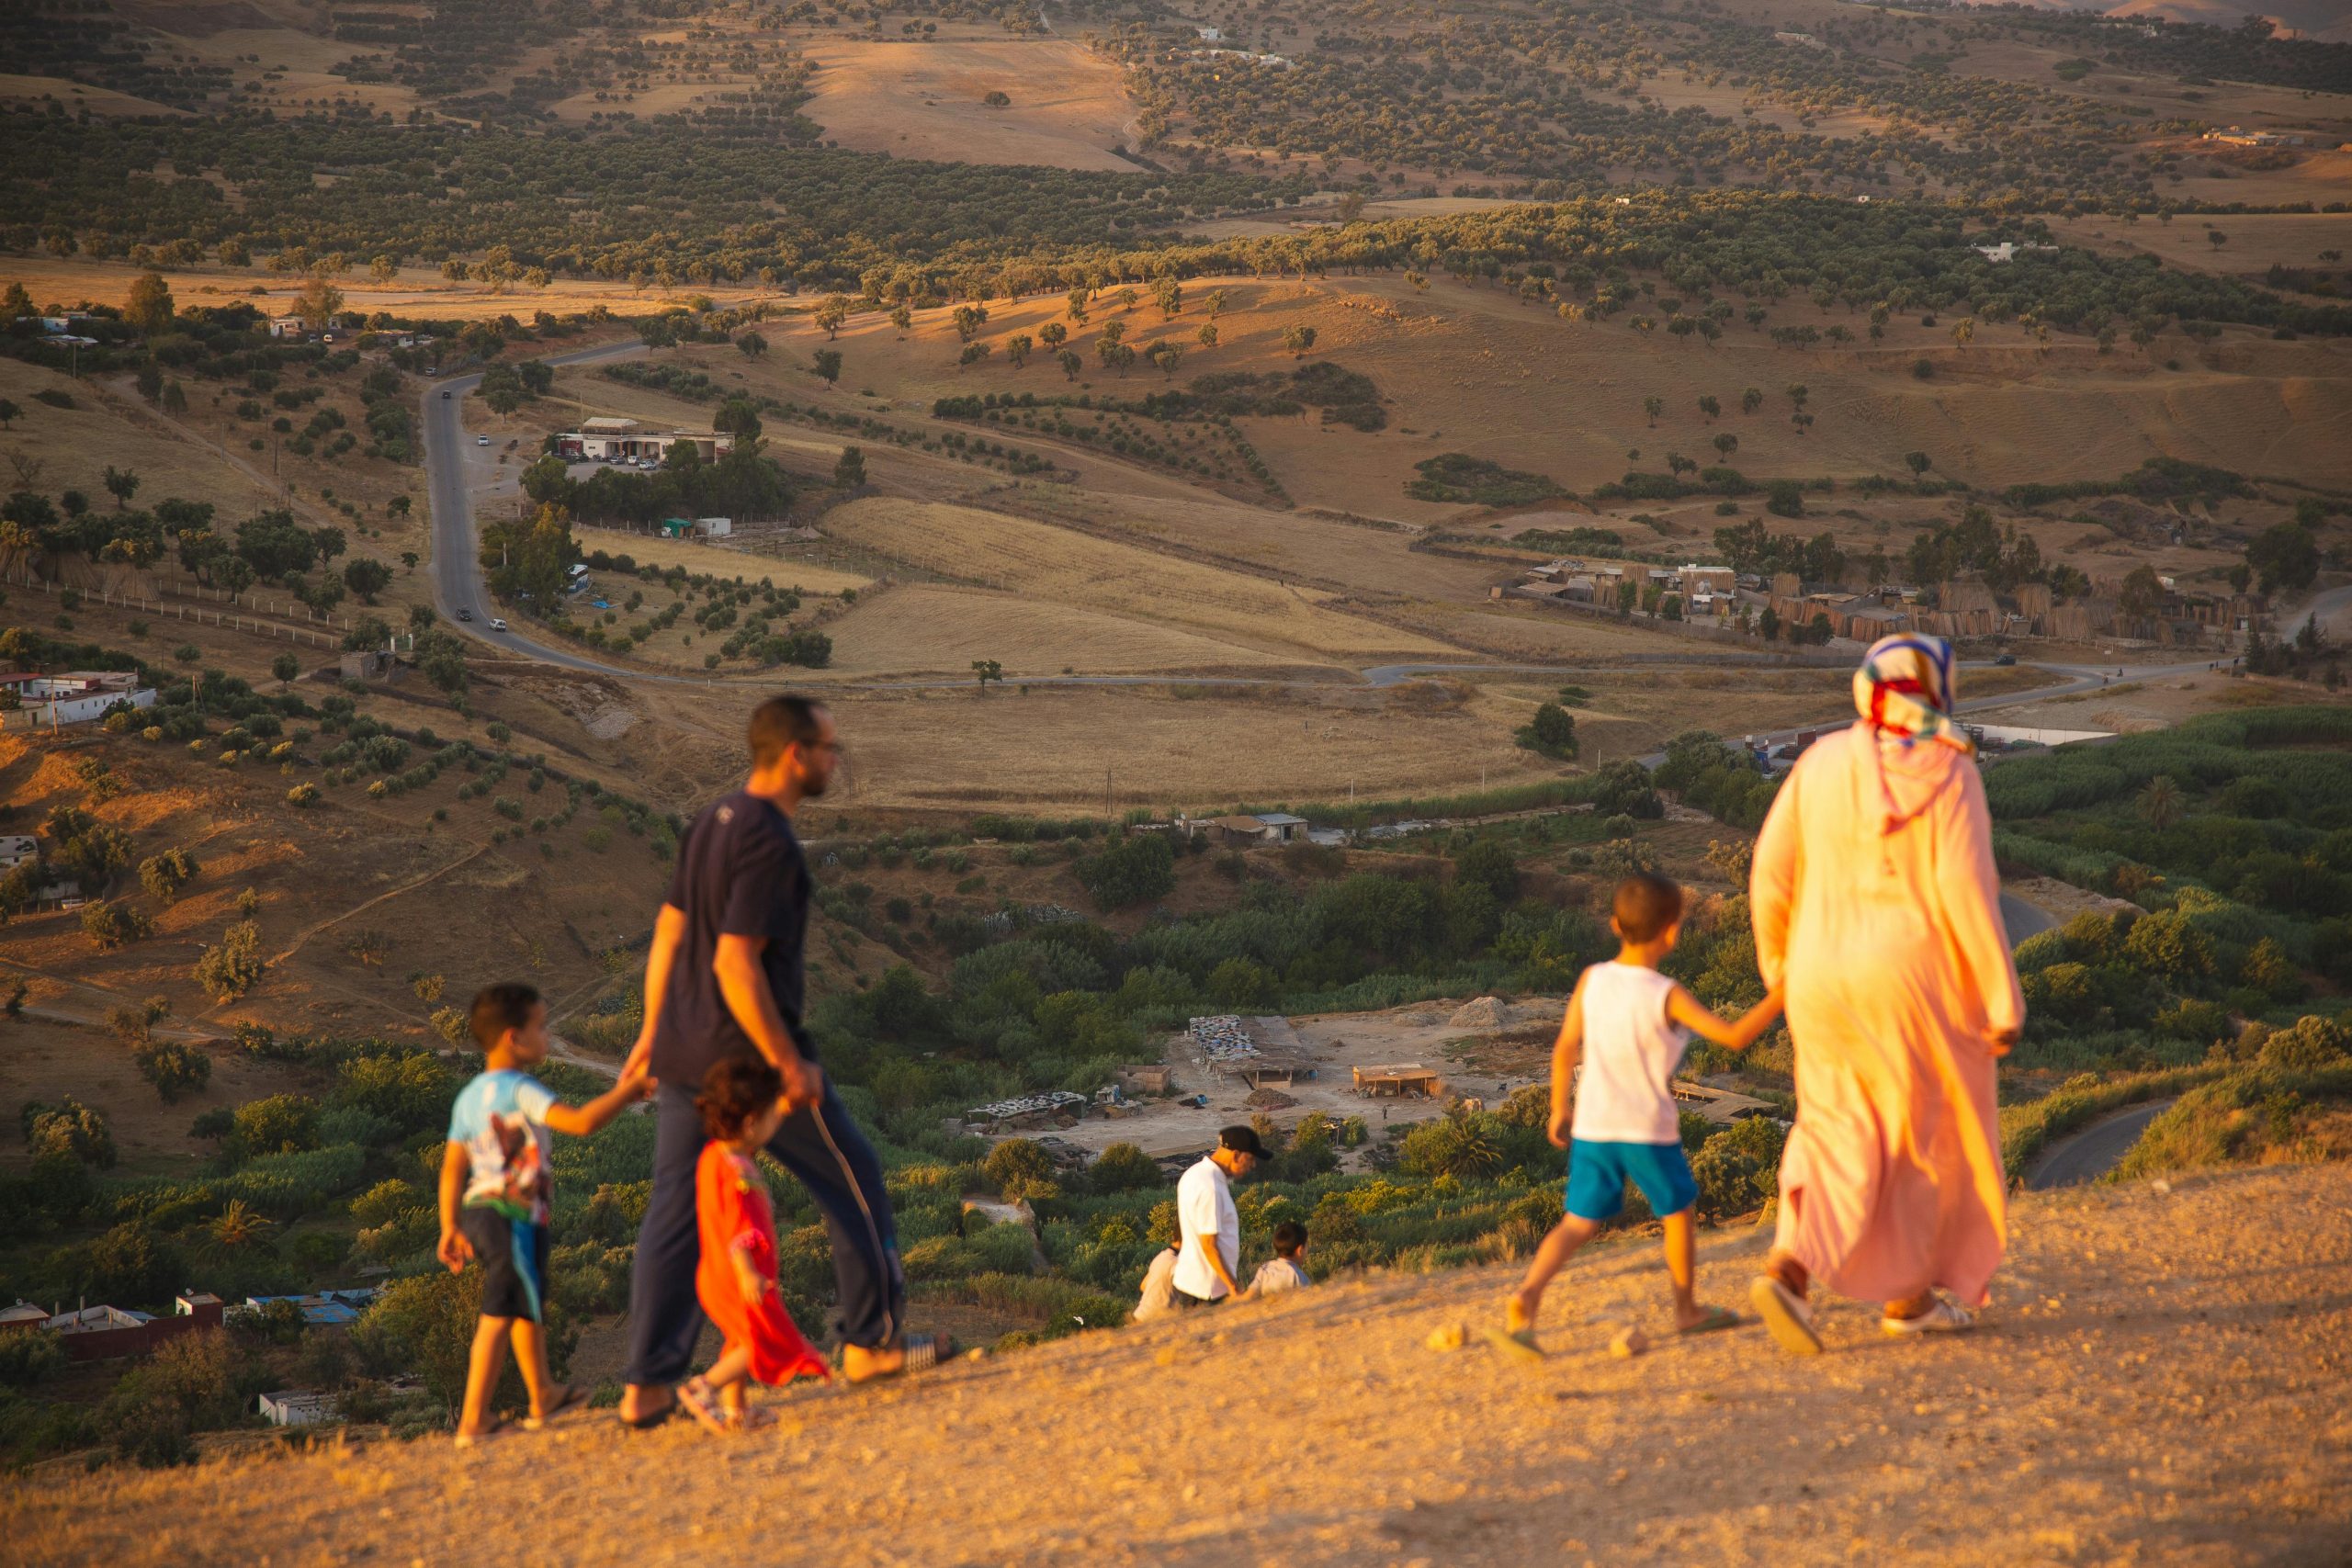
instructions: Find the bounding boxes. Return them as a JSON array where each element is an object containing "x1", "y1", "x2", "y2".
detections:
[
  {"x1": 522, "y1": 1383, "x2": 589, "y2": 1431},
  {"x1": 1677, "y1": 1305, "x2": 1743, "y2": 1337},
  {"x1": 1481, "y1": 1325, "x2": 1545, "y2": 1364},
  {"x1": 675, "y1": 1377, "x2": 732, "y2": 1436},
  {"x1": 452, "y1": 1417, "x2": 504, "y2": 1450}
]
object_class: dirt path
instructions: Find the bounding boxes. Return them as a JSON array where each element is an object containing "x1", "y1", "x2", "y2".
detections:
[
  {"x1": 9, "y1": 1164, "x2": 2346, "y2": 1565},
  {"x1": 260, "y1": 841, "x2": 492, "y2": 970}
]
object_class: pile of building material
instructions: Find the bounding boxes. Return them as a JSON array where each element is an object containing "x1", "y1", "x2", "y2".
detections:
[
  {"x1": 1188, "y1": 1015, "x2": 1261, "y2": 1062},
  {"x1": 1447, "y1": 997, "x2": 1508, "y2": 1030},
  {"x1": 964, "y1": 1090, "x2": 1088, "y2": 1133}
]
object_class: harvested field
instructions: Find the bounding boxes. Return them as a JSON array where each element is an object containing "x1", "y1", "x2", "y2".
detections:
[
  {"x1": 821, "y1": 497, "x2": 1459, "y2": 661},
  {"x1": 820, "y1": 682, "x2": 1547, "y2": 812},
  {"x1": 798, "y1": 39, "x2": 1141, "y2": 173},
  {"x1": 569, "y1": 526, "x2": 875, "y2": 597},
  {"x1": 820, "y1": 585, "x2": 1303, "y2": 677}
]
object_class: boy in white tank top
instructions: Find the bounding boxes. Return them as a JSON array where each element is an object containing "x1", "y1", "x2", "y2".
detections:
[{"x1": 1496, "y1": 872, "x2": 1783, "y2": 1358}]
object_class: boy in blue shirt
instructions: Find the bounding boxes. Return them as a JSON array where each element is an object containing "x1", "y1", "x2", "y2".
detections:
[{"x1": 438, "y1": 981, "x2": 650, "y2": 1444}]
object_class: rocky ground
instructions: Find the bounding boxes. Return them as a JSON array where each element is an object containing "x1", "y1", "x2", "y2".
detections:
[{"x1": 8, "y1": 1165, "x2": 2349, "y2": 1566}]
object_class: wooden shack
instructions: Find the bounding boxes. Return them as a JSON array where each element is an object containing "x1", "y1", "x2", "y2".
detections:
[{"x1": 1353, "y1": 1064, "x2": 1443, "y2": 1099}]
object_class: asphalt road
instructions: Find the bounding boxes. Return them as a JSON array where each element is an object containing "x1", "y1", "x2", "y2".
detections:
[
  {"x1": 421, "y1": 338, "x2": 647, "y2": 671},
  {"x1": 2027, "y1": 1099, "x2": 2177, "y2": 1190}
]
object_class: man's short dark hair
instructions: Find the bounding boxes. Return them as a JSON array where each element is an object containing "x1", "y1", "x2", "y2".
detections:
[
  {"x1": 1611, "y1": 871, "x2": 1684, "y2": 943},
  {"x1": 469, "y1": 981, "x2": 542, "y2": 1048},
  {"x1": 748, "y1": 694, "x2": 828, "y2": 768},
  {"x1": 1272, "y1": 1221, "x2": 1306, "y2": 1257}
]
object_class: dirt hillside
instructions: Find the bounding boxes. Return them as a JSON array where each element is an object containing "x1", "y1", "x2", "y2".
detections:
[{"x1": 9, "y1": 1164, "x2": 2347, "y2": 1565}]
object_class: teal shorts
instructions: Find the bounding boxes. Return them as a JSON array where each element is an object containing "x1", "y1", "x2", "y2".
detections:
[{"x1": 1566, "y1": 1138, "x2": 1697, "y2": 1222}]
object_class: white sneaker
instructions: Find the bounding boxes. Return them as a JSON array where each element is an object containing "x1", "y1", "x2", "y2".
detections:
[{"x1": 1882, "y1": 1298, "x2": 1975, "y2": 1337}]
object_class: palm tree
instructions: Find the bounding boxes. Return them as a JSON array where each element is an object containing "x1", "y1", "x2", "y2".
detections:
[
  {"x1": 2140, "y1": 774, "x2": 2183, "y2": 833},
  {"x1": 208, "y1": 1198, "x2": 277, "y2": 1255}
]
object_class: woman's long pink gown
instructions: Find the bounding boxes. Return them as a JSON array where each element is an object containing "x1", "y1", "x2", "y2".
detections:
[{"x1": 1749, "y1": 722, "x2": 2024, "y2": 1306}]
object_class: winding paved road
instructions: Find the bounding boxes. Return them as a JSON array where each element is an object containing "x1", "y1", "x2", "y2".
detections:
[
  {"x1": 422, "y1": 339, "x2": 647, "y2": 671},
  {"x1": 2028, "y1": 1099, "x2": 2177, "y2": 1190}
]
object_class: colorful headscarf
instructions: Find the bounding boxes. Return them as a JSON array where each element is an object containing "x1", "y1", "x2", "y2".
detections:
[{"x1": 1854, "y1": 635, "x2": 1973, "y2": 757}]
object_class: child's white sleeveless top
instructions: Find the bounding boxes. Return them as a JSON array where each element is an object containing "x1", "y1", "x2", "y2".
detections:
[{"x1": 1570, "y1": 961, "x2": 1688, "y2": 1145}]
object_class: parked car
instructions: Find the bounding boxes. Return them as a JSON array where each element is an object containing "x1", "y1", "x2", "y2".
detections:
[
  {"x1": 456, "y1": 607, "x2": 473, "y2": 622},
  {"x1": 1994, "y1": 654, "x2": 2017, "y2": 667},
  {"x1": 488, "y1": 618, "x2": 509, "y2": 632},
  {"x1": 477, "y1": 434, "x2": 490, "y2": 447},
  {"x1": 441, "y1": 389, "x2": 451, "y2": 400}
]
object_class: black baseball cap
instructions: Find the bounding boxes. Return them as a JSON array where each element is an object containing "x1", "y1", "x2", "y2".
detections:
[{"x1": 1218, "y1": 1124, "x2": 1269, "y2": 1160}]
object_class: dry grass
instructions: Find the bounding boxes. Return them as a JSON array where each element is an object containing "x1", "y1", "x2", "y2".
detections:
[
  {"x1": 0, "y1": 1016, "x2": 311, "y2": 1178},
  {"x1": 797, "y1": 38, "x2": 1141, "y2": 173},
  {"x1": 0, "y1": 73, "x2": 187, "y2": 117},
  {"x1": 820, "y1": 584, "x2": 1306, "y2": 678},
  {"x1": 0, "y1": 360, "x2": 275, "y2": 521},
  {"x1": 4, "y1": 256, "x2": 785, "y2": 326},
  {"x1": 7, "y1": 1166, "x2": 2349, "y2": 1565},
  {"x1": 821, "y1": 497, "x2": 1459, "y2": 661},
  {"x1": 569, "y1": 526, "x2": 874, "y2": 597},
  {"x1": 818, "y1": 681, "x2": 1546, "y2": 812}
]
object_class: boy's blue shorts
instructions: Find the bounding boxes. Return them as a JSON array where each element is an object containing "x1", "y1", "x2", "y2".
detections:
[{"x1": 1566, "y1": 1139, "x2": 1698, "y2": 1222}]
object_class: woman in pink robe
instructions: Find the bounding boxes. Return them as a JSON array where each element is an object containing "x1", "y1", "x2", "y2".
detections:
[{"x1": 1747, "y1": 636, "x2": 2024, "y2": 1354}]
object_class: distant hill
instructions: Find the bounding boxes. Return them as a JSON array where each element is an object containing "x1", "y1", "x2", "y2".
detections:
[{"x1": 1951, "y1": 0, "x2": 2352, "y2": 46}]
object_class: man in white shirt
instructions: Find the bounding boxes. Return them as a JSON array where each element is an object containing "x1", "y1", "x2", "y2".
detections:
[{"x1": 1171, "y1": 1125, "x2": 1265, "y2": 1306}]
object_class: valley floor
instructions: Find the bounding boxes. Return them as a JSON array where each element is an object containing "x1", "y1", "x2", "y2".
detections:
[{"x1": 8, "y1": 1165, "x2": 2348, "y2": 1565}]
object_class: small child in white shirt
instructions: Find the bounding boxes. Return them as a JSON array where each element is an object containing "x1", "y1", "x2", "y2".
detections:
[
  {"x1": 1247, "y1": 1222, "x2": 1310, "y2": 1297},
  {"x1": 1498, "y1": 873, "x2": 1781, "y2": 1358}
]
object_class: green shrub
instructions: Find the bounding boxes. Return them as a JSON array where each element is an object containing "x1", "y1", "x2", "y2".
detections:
[
  {"x1": 133, "y1": 1040, "x2": 212, "y2": 1103},
  {"x1": 1688, "y1": 1116, "x2": 1786, "y2": 1220},
  {"x1": 195, "y1": 920, "x2": 265, "y2": 1000},
  {"x1": 1074, "y1": 833, "x2": 1175, "y2": 910}
]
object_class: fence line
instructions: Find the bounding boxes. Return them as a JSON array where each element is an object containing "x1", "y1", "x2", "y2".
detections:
[{"x1": 3, "y1": 570, "x2": 340, "y2": 650}]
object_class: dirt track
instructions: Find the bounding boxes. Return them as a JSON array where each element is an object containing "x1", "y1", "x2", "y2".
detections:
[{"x1": 8, "y1": 1164, "x2": 2348, "y2": 1565}]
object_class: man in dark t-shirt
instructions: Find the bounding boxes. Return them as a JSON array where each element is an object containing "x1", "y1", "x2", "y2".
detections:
[{"x1": 618, "y1": 696, "x2": 944, "y2": 1427}]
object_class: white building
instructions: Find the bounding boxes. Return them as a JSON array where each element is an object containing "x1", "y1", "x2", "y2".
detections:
[
  {"x1": 0, "y1": 677, "x2": 155, "y2": 733},
  {"x1": 554, "y1": 416, "x2": 735, "y2": 465},
  {"x1": 0, "y1": 835, "x2": 35, "y2": 871},
  {"x1": 257, "y1": 1390, "x2": 338, "y2": 1427}
]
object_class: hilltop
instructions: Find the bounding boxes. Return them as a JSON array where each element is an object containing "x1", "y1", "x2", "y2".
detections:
[{"x1": 6, "y1": 1163, "x2": 2346, "y2": 1565}]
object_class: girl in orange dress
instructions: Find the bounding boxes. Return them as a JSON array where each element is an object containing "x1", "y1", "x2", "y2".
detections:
[{"x1": 679, "y1": 1056, "x2": 830, "y2": 1432}]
